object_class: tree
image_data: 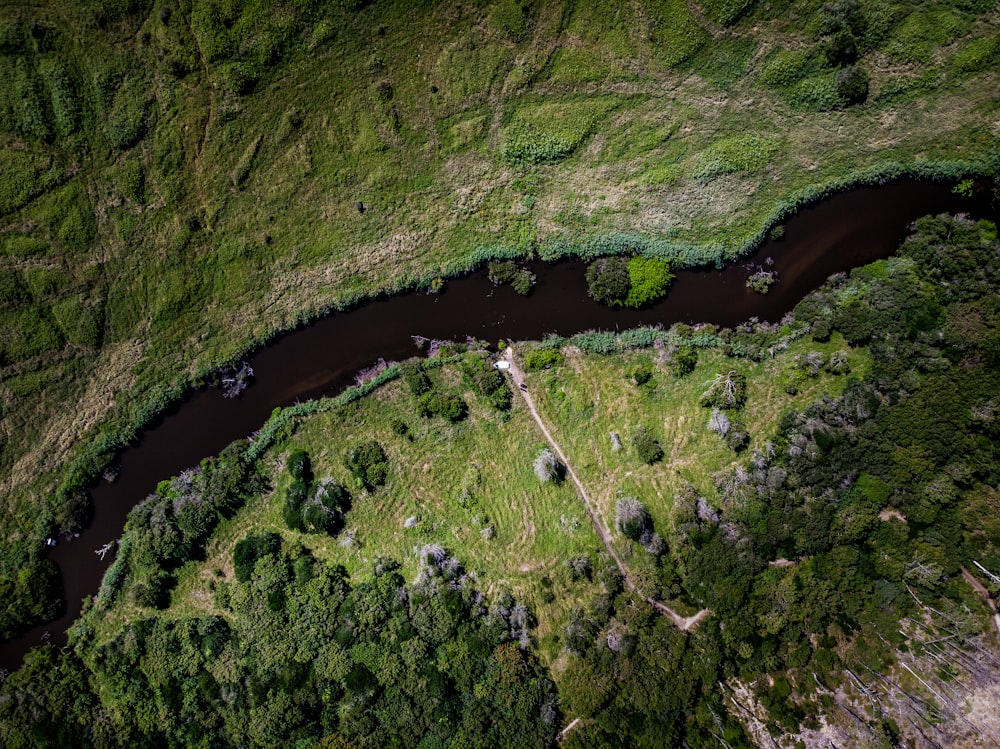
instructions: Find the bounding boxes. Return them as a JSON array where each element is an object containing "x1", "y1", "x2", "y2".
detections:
[
  {"x1": 632, "y1": 426, "x2": 664, "y2": 464},
  {"x1": 615, "y1": 497, "x2": 651, "y2": 541},
  {"x1": 346, "y1": 441, "x2": 389, "y2": 490},
  {"x1": 585, "y1": 257, "x2": 630, "y2": 306}
]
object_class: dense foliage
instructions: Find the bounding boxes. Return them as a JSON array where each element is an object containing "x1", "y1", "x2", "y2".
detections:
[
  {"x1": 585, "y1": 256, "x2": 674, "y2": 308},
  {"x1": 2, "y1": 544, "x2": 558, "y2": 748}
]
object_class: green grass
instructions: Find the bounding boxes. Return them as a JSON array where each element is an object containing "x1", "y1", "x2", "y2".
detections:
[
  {"x1": 155, "y1": 367, "x2": 605, "y2": 655},
  {"x1": 520, "y1": 333, "x2": 868, "y2": 540},
  {"x1": 111, "y1": 329, "x2": 870, "y2": 661},
  {"x1": 691, "y1": 133, "x2": 783, "y2": 182},
  {"x1": 0, "y1": 0, "x2": 997, "y2": 631}
]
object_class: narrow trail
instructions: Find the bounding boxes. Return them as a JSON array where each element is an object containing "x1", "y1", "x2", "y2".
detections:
[{"x1": 501, "y1": 350, "x2": 710, "y2": 632}]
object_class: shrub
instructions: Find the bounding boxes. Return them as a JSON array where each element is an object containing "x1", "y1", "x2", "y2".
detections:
[
  {"x1": 523, "y1": 348, "x2": 563, "y2": 371},
  {"x1": 401, "y1": 362, "x2": 433, "y2": 396},
  {"x1": 345, "y1": 441, "x2": 389, "y2": 490},
  {"x1": 615, "y1": 497, "x2": 651, "y2": 541},
  {"x1": 666, "y1": 345, "x2": 698, "y2": 376},
  {"x1": 700, "y1": 370, "x2": 748, "y2": 409},
  {"x1": 488, "y1": 261, "x2": 535, "y2": 295},
  {"x1": 632, "y1": 426, "x2": 664, "y2": 464},
  {"x1": 835, "y1": 65, "x2": 869, "y2": 106},
  {"x1": 533, "y1": 447, "x2": 564, "y2": 483},
  {"x1": 233, "y1": 532, "x2": 282, "y2": 583},
  {"x1": 566, "y1": 555, "x2": 592, "y2": 581},
  {"x1": 287, "y1": 450, "x2": 311, "y2": 481},
  {"x1": 624, "y1": 257, "x2": 673, "y2": 308},
  {"x1": 629, "y1": 364, "x2": 652, "y2": 386},
  {"x1": 585, "y1": 256, "x2": 630, "y2": 306},
  {"x1": 417, "y1": 390, "x2": 468, "y2": 421}
]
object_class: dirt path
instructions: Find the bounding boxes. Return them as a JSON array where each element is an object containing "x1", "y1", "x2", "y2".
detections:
[{"x1": 502, "y1": 350, "x2": 710, "y2": 632}]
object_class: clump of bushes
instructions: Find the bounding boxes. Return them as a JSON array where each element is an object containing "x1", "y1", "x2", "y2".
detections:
[
  {"x1": 488, "y1": 261, "x2": 535, "y2": 296},
  {"x1": 461, "y1": 353, "x2": 512, "y2": 411},
  {"x1": 402, "y1": 361, "x2": 468, "y2": 421},
  {"x1": 346, "y1": 441, "x2": 389, "y2": 490},
  {"x1": 632, "y1": 426, "x2": 664, "y2": 465},
  {"x1": 523, "y1": 347, "x2": 563, "y2": 371},
  {"x1": 707, "y1": 408, "x2": 749, "y2": 452},
  {"x1": 615, "y1": 497, "x2": 665, "y2": 555},
  {"x1": 745, "y1": 258, "x2": 778, "y2": 294},
  {"x1": 282, "y1": 450, "x2": 351, "y2": 535},
  {"x1": 585, "y1": 256, "x2": 674, "y2": 308},
  {"x1": 233, "y1": 531, "x2": 282, "y2": 583},
  {"x1": 417, "y1": 390, "x2": 468, "y2": 421},
  {"x1": 663, "y1": 344, "x2": 698, "y2": 376}
]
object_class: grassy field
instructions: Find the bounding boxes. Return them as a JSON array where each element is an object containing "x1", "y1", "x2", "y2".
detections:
[
  {"x1": 1, "y1": 0, "x2": 999, "y2": 632},
  {"x1": 91, "y1": 329, "x2": 870, "y2": 665}
]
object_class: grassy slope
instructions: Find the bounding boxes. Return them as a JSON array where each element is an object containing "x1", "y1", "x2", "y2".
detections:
[{"x1": 0, "y1": 0, "x2": 998, "y2": 602}]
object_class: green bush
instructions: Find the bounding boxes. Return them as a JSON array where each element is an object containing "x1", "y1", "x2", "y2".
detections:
[
  {"x1": 835, "y1": 65, "x2": 869, "y2": 106},
  {"x1": 950, "y1": 34, "x2": 1000, "y2": 73},
  {"x1": 625, "y1": 257, "x2": 673, "y2": 308},
  {"x1": 586, "y1": 256, "x2": 630, "y2": 306},
  {"x1": 632, "y1": 426, "x2": 664, "y2": 464},
  {"x1": 402, "y1": 362, "x2": 433, "y2": 396},
  {"x1": 418, "y1": 390, "x2": 468, "y2": 422},
  {"x1": 233, "y1": 532, "x2": 282, "y2": 583},
  {"x1": 346, "y1": 440, "x2": 389, "y2": 490},
  {"x1": 488, "y1": 261, "x2": 535, "y2": 295},
  {"x1": 523, "y1": 347, "x2": 563, "y2": 371},
  {"x1": 667, "y1": 345, "x2": 698, "y2": 376},
  {"x1": 758, "y1": 48, "x2": 816, "y2": 89}
]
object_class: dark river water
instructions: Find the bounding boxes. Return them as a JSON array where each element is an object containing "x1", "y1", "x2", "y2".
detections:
[{"x1": 0, "y1": 179, "x2": 989, "y2": 671}]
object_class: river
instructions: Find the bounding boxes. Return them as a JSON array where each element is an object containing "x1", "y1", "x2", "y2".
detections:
[{"x1": 0, "y1": 178, "x2": 988, "y2": 671}]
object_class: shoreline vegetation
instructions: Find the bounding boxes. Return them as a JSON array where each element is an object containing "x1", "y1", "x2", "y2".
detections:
[{"x1": 1, "y1": 0, "x2": 999, "y2": 687}]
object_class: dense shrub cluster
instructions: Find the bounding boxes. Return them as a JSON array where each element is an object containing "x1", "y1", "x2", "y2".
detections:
[
  {"x1": 461, "y1": 352, "x2": 512, "y2": 411},
  {"x1": 3, "y1": 546, "x2": 559, "y2": 748},
  {"x1": 345, "y1": 440, "x2": 389, "y2": 490},
  {"x1": 632, "y1": 425, "x2": 664, "y2": 464},
  {"x1": 282, "y1": 450, "x2": 350, "y2": 535},
  {"x1": 585, "y1": 256, "x2": 674, "y2": 308},
  {"x1": 488, "y1": 260, "x2": 535, "y2": 295}
]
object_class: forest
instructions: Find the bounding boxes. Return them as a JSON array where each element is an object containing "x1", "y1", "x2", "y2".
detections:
[{"x1": 1, "y1": 212, "x2": 997, "y2": 746}]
